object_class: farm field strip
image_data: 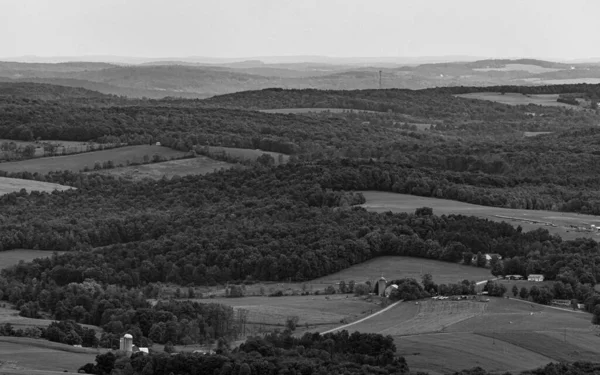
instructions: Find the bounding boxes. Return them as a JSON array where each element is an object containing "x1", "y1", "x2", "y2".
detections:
[
  {"x1": 455, "y1": 92, "x2": 577, "y2": 108},
  {"x1": 87, "y1": 156, "x2": 236, "y2": 180},
  {"x1": 258, "y1": 108, "x2": 381, "y2": 114},
  {"x1": 361, "y1": 191, "x2": 600, "y2": 240},
  {"x1": 0, "y1": 145, "x2": 186, "y2": 174}
]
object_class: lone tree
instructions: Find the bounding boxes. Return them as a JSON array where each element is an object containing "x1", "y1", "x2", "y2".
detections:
[
  {"x1": 512, "y1": 285, "x2": 519, "y2": 297},
  {"x1": 520, "y1": 287, "x2": 530, "y2": 299}
]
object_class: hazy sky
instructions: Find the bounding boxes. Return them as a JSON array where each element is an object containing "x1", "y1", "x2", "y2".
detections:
[{"x1": 2, "y1": 0, "x2": 600, "y2": 59}]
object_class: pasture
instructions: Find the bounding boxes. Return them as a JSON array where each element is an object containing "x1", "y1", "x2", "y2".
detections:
[
  {"x1": 0, "y1": 145, "x2": 186, "y2": 174},
  {"x1": 455, "y1": 92, "x2": 577, "y2": 108},
  {"x1": 0, "y1": 249, "x2": 64, "y2": 270},
  {"x1": 88, "y1": 156, "x2": 236, "y2": 180},
  {"x1": 324, "y1": 296, "x2": 598, "y2": 374},
  {"x1": 524, "y1": 131, "x2": 553, "y2": 137},
  {"x1": 361, "y1": 191, "x2": 600, "y2": 241},
  {"x1": 0, "y1": 177, "x2": 72, "y2": 195},
  {"x1": 0, "y1": 337, "x2": 103, "y2": 373}
]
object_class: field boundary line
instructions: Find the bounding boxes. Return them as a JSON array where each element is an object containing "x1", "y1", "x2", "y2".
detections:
[{"x1": 321, "y1": 300, "x2": 402, "y2": 334}]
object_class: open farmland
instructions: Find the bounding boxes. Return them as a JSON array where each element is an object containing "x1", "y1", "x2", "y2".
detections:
[
  {"x1": 361, "y1": 191, "x2": 600, "y2": 241},
  {"x1": 195, "y1": 295, "x2": 378, "y2": 329},
  {"x1": 0, "y1": 249, "x2": 64, "y2": 270},
  {"x1": 0, "y1": 337, "x2": 104, "y2": 373},
  {"x1": 87, "y1": 156, "x2": 236, "y2": 180},
  {"x1": 306, "y1": 256, "x2": 492, "y2": 288},
  {"x1": 325, "y1": 296, "x2": 598, "y2": 374},
  {"x1": 0, "y1": 145, "x2": 186, "y2": 174},
  {"x1": 0, "y1": 177, "x2": 71, "y2": 195},
  {"x1": 455, "y1": 92, "x2": 579, "y2": 108}
]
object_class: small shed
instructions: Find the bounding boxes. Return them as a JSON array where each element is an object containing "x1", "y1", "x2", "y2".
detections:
[
  {"x1": 528, "y1": 274, "x2": 544, "y2": 282},
  {"x1": 155, "y1": 142, "x2": 161, "y2": 146}
]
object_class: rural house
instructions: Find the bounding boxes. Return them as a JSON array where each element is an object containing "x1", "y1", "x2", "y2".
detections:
[
  {"x1": 528, "y1": 274, "x2": 544, "y2": 282},
  {"x1": 471, "y1": 253, "x2": 502, "y2": 266}
]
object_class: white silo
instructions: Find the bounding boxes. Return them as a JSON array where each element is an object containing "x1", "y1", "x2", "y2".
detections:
[
  {"x1": 123, "y1": 334, "x2": 133, "y2": 356},
  {"x1": 377, "y1": 277, "x2": 387, "y2": 297}
]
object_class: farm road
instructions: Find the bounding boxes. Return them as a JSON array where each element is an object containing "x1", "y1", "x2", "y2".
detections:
[{"x1": 321, "y1": 276, "x2": 496, "y2": 334}]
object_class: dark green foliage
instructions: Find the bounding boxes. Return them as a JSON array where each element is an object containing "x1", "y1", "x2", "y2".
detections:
[{"x1": 388, "y1": 278, "x2": 429, "y2": 301}]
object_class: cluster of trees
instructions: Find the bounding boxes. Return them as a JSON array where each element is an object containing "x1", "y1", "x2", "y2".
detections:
[
  {"x1": 422, "y1": 274, "x2": 477, "y2": 296},
  {"x1": 43, "y1": 320, "x2": 98, "y2": 347},
  {"x1": 81, "y1": 330, "x2": 409, "y2": 375}
]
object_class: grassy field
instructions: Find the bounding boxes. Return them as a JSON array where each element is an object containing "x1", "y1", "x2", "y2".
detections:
[
  {"x1": 0, "y1": 337, "x2": 104, "y2": 373},
  {"x1": 306, "y1": 256, "x2": 492, "y2": 288},
  {"x1": 206, "y1": 146, "x2": 289, "y2": 165},
  {"x1": 361, "y1": 191, "x2": 600, "y2": 241},
  {"x1": 87, "y1": 156, "x2": 236, "y2": 180},
  {"x1": 0, "y1": 249, "x2": 64, "y2": 270},
  {"x1": 195, "y1": 295, "x2": 378, "y2": 327},
  {"x1": 0, "y1": 177, "x2": 72, "y2": 195},
  {"x1": 0, "y1": 145, "x2": 186, "y2": 174},
  {"x1": 322, "y1": 296, "x2": 597, "y2": 374},
  {"x1": 455, "y1": 92, "x2": 577, "y2": 108}
]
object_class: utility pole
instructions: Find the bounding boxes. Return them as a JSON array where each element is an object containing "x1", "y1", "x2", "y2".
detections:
[{"x1": 378, "y1": 70, "x2": 382, "y2": 89}]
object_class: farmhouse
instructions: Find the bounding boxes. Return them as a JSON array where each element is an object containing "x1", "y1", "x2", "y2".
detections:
[
  {"x1": 506, "y1": 274, "x2": 524, "y2": 280},
  {"x1": 528, "y1": 274, "x2": 544, "y2": 282}
]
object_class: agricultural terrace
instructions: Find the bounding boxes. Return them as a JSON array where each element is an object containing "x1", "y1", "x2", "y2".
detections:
[
  {"x1": 455, "y1": 92, "x2": 580, "y2": 108},
  {"x1": 0, "y1": 145, "x2": 186, "y2": 174},
  {"x1": 0, "y1": 177, "x2": 72, "y2": 195},
  {"x1": 0, "y1": 336, "x2": 105, "y2": 373},
  {"x1": 86, "y1": 156, "x2": 236, "y2": 181},
  {"x1": 327, "y1": 297, "x2": 597, "y2": 374},
  {"x1": 361, "y1": 191, "x2": 600, "y2": 241},
  {"x1": 0, "y1": 249, "x2": 64, "y2": 270}
]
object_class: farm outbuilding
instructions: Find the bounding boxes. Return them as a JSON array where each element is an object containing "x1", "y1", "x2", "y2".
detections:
[
  {"x1": 377, "y1": 276, "x2": 387, "y2": 297},
  {"x1": 528, "y1": 274, "x2": 544, "y2": 282},
  {"x1": 384, "y1": 284, "x2": 398, "y2": 297},
  {"x1": 156, "y1": 142, "x2": 161, "y2": 146}
]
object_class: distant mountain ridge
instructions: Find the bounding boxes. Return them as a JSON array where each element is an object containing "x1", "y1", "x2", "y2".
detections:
[{"x1": 2, "y1": 58, "x2": 600, "y2": 99}]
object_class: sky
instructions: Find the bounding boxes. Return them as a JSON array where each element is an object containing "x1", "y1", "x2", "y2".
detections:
[{"x1": 1, "y1": 0, "x2": 600, "y2": 60}]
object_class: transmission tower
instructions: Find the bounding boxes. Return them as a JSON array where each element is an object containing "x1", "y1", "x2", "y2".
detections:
[{"x1": 378, "y1": 70, "x2": 382, "y2": 89}]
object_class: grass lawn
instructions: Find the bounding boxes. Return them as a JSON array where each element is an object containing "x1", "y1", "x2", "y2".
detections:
[
  {"x1": 0, "y1": 177, "x2": 72, "y2": 195},
  {"x1": 88, "y1": 156, "x2": 236, "y2": 180},
  {"x1": 361, "y1": 191, "x2": 600, "y2": 241},
  {"x1": 0, "y1": 249, "x2": 64, "y2": 270},
  {"x1": 0, "y1": 145, "x2": 186, "y2": 174}
]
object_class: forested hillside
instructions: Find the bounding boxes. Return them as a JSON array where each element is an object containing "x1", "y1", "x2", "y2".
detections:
[{"x1": 3, "y1": 82, "x2": 600, "y2": 350}]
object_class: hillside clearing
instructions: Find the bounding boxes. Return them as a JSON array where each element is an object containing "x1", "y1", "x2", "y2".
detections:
[
  {"x1": 206, "y1": 146, "x2": 289, "y2": 164},
  {"x1": 473, "y1": 64, "x2": 562, "y2": 73},
  {"x1": 0, "y1": 249, "x2": 64, "y2": 270},
  {"x1": 361, "y1": 191, "x2": 600, "y2": 241},
  {"x1": 87, "y1": 156, "x2": 236, "y2": 180},
  {"x1": 0, "y1": 337, "x2": 104, "y2": 373},
  {"x1": 0, "y1": 145, "x2": 186, "y2": 174},
  {"x1": 0, "y1": 177, "x2": 71, "y2": 195}
]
